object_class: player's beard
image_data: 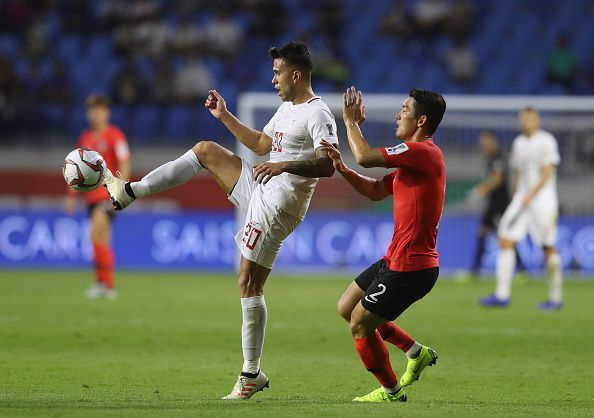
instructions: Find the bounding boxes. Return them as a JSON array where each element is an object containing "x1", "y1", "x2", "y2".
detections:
[{"x1": 280, "y1": 86, "x2": 294, "y2": 102}]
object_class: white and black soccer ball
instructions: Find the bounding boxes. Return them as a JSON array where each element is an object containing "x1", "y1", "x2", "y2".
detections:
[{"x1": 62, "y1": 148, "x2": 106, "y2": 192}]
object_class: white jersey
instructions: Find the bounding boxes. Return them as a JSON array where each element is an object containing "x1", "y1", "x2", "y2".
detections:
[
  {"x1": 509, "y1": 129, "x2": 560, "y2": 208},
  {"x1": 261, "y1": 96, "x2": 338, "y2": 219}
]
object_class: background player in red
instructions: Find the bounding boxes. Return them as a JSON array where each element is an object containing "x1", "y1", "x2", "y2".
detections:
[
  {"x1": 65, "y1": 95, "x2": 131, "y2": 300},
  {"x1": 321, "y1": 87, "x2": 446, "y2": 403}
]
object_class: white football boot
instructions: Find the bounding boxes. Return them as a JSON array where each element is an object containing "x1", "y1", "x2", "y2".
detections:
[
  {"x1": 104, "y1": 288, "x2": 118, "y2": 301},
  {"x1": 103, "y1": 168, "x2": 135, "y2": 210},
  {"x1": 85, "y1": 282, "x2": 106, "y2": 300},
  {"x1": 222, "y1": 371, "x2": 269, "y2": 400}
]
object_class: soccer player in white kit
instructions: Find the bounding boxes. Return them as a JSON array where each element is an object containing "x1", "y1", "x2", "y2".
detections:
[
  {"x1": 102, "y1": 42, "x2": 339, "y2": 398},
  {"x1": 479, "y1": 108, "x2": 563, "y2": 310}
]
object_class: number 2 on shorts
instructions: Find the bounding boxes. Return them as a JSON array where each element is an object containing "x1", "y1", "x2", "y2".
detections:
[{"x1": 364, "y1": 283, "x2": 387, "y2": 304}]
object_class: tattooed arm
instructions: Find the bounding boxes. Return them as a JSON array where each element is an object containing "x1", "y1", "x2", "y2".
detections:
[{"x1": 252, "y1": 147, "x2": 335, "y2": 184}]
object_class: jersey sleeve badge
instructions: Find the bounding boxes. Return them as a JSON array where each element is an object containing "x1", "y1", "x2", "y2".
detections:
[{"x1": 385, "y1": 143, "x2": 409, "y2": 155}]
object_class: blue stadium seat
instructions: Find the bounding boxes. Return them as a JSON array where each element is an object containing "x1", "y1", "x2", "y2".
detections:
[
  {"x1": 68, "y1": 107, "x2": 87, "y2": 137},
  {"x1": 109, "y1": 105, "x2": 132, "y2": 135},
  {"x1": 0, "y1": 35, "x2": 19, "y2": 57},
  {"x1": 55, "y1": 35, "x2": 82, "y2": 64},
  {"x1": 87, "y1": 36, "x2": 112, "y2": 60},
  {"x1": 42, "y1": 104, "x2": 68, "y2": 132},
  {"x1": 164, "y1": 106, "x2": 194, "y2": 141},
  {"x1": 131, "y1": 105, "x2": 161, "y2": 143}
]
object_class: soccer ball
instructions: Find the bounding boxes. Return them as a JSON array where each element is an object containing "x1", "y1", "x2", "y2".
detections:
[{"x1": 63, "y1": 148, "x2": 106, "y2": 191}]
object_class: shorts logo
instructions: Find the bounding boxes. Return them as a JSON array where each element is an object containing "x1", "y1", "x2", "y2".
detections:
[
  {"x1": 385, "y1": 143, "x2": 409, "y2": 156},
  {"x1": 326, "y1": 123, "x2": 334, "y2": 136},
  {"x1": 243, "y1": 221, "x2": 262, "y2": 250},
  {"x1": 364, "y1": 284, "x2": 387, "y2": 304}
]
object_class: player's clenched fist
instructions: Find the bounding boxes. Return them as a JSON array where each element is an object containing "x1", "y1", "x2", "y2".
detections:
[{"x1": 205, "y1": 90, "x2": 227, "y2": 119}]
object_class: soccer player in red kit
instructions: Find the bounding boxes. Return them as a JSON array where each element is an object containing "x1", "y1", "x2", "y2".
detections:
[
  {"x1": 65, "y1": 95, "x2": 131, "y2": 300},
  {"x1": 321, "y1": 87, "x2": 446, "y2": 402}
]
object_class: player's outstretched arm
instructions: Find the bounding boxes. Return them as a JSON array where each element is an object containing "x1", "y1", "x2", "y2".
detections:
[
  {"x1": 319, "y1": 140, "x2": 390, "y2": 201},
  {"x1": 205, "y1": 90, "x2": 272, "y2": 156},
  {"x1": 474, "y1": 167, "x2": 504, "y2": 198},
  {"x1": 343, "y1": 86, "x2": 386, "y2": 168}
]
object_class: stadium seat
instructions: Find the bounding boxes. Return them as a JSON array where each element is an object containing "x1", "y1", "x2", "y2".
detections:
[
  {"x1": 164, "y1": 106, "x2": 195, "y2": 141},
  {"x1": 0, "y1": 35, "x2": 19, "y2": 57},
  {"x1": 55, "y1": 35, "x2": 82, "y2": 64},
  {"x1": 131, "y1": 105, "x2": 161, "y2": 143}
]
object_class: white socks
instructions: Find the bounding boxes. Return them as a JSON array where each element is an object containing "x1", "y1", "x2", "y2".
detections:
[
  {"x1": 546, "y1": 253, "x2": 563, "y2": 303},
  {"x1": 406, "y1": 341, "x2": 422, "y2": 359},
  {"x1": 383, "y1": 383, "x2": 402, "y2": 395},
  {"x1": 495, "y1": 247, "x2": 515, "y2": 300},
  {"x1": 130, "y1": 149, "x2": 203, "y2": 198},
  {"x1": 241, "y1": 296, "x2": 267, "y2": 374}
]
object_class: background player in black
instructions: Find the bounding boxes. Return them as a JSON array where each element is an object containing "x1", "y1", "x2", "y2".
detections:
[{"x1": 459, "y1": 130, "x2": 525, "y2": 281}]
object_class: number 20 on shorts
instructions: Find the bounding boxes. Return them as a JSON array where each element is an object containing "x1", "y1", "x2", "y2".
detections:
[{"x1": 243, "y1": 221, "x2": 262, "y2": 250}]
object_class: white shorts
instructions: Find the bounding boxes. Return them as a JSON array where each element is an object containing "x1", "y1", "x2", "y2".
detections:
[
  {"x1": 497, "y1": 195, "x2": 558, "y2": 247},
  {"x1": 228, "y1": 160, "x2": 301, "y2": 269}
]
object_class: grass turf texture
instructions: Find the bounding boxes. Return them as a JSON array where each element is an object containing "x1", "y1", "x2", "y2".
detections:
[{"x1": 0, "y1": 271, "x2": 592, "y2": 417}]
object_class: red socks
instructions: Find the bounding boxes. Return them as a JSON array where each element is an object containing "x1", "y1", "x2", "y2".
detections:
[
  {"x1": 353, "y1": 331, "x2": 397, "y2": 388},
  {"x1": 93, "y1": 243, "x2": 114, "y2": 289},
  {"x1": 377, "y1": 322, "x2": 415, "y2": 352}
]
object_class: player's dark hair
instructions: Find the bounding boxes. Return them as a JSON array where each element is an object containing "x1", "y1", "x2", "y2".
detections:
[
  {"x1": 269, "y1": 42, "x2": 314, "y2": 78},
  {"x1": 86, "y1": 94, "x2": 110, "y2": 109},
  {"x1": 522, "y1": 106, "x2": 538, "y2": 113},
  {"x1": 409, "y1": 88, "x2": 446, "y2": 134}
]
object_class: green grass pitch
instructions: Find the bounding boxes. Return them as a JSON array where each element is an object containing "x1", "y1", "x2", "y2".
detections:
[{"x1": 1, "y1": 270, "x2": 593, "y2": 417}]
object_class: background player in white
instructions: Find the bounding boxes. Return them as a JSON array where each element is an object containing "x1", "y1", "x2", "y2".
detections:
[
  {"x1": 480, "y1": 108, "x2": 563, "y2": 310},
  {"x1": 103, "y1": 42, "x2": 338, "y2": 398}
]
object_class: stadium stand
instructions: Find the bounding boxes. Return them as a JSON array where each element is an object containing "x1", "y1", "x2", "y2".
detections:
[{"x1": 1, "y1": 0, "x2": 594, "y2": 144}]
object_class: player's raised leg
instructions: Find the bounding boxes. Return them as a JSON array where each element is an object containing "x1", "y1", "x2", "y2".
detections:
[
  {"x1": 223, "y1": 256, "x2": 271, "y2": 400},
  {"x1": 104, "y1": 141, "x2": 242, "y2": 210}
]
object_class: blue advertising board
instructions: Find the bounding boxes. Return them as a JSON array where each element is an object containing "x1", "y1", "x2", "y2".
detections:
[{"x1": 0, "y1": 210, "x2": 593, "y2": 274}]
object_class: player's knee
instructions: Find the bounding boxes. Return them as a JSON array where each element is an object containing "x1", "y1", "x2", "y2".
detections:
[
  {"x1": 237, "y1": 274, "x2": 262, "y2": 297},
  {"x1": 89, "y1": 224, "x2": 107, "y2": 243},
  {"x1": 192, "y1": 140, "x2": 216, "y2": 166},
  {"x1": 499, "y1": 238, "x2": 515, "y2": 249},
  {"x1": 543, "y1": 246, "x2": 557, "y2": 259},
  {"x1": 349, "y1": 318, "x2": 372, "y2": 338},
  {"x1": 90, "y1": 231, "x2": 109, "y2": 244},
  {"x1": 337, "y1": 299, "x2": 352, "y2": 322}
]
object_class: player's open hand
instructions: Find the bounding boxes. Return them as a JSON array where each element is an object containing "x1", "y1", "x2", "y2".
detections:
[
  {"x1": 343, "y1": 86, "x2": 366, "y2": 126},
  {"x1": 205, "y1": 90, "x2": 227, "y2": 120},
  {"x1": 320, "y1": 140, "x2": 349, "y2": 174},
  {"x1": 253, "y1": 161, "x2": 285, "y2": 184}
]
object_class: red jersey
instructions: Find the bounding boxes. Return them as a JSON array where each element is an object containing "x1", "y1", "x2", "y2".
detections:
[
  {"x1": 380, "y1": 139, "x2": 445, "y2": 272},
  {"x1": 76, "y1": 124, "x2": 130, "y2": 204}
]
